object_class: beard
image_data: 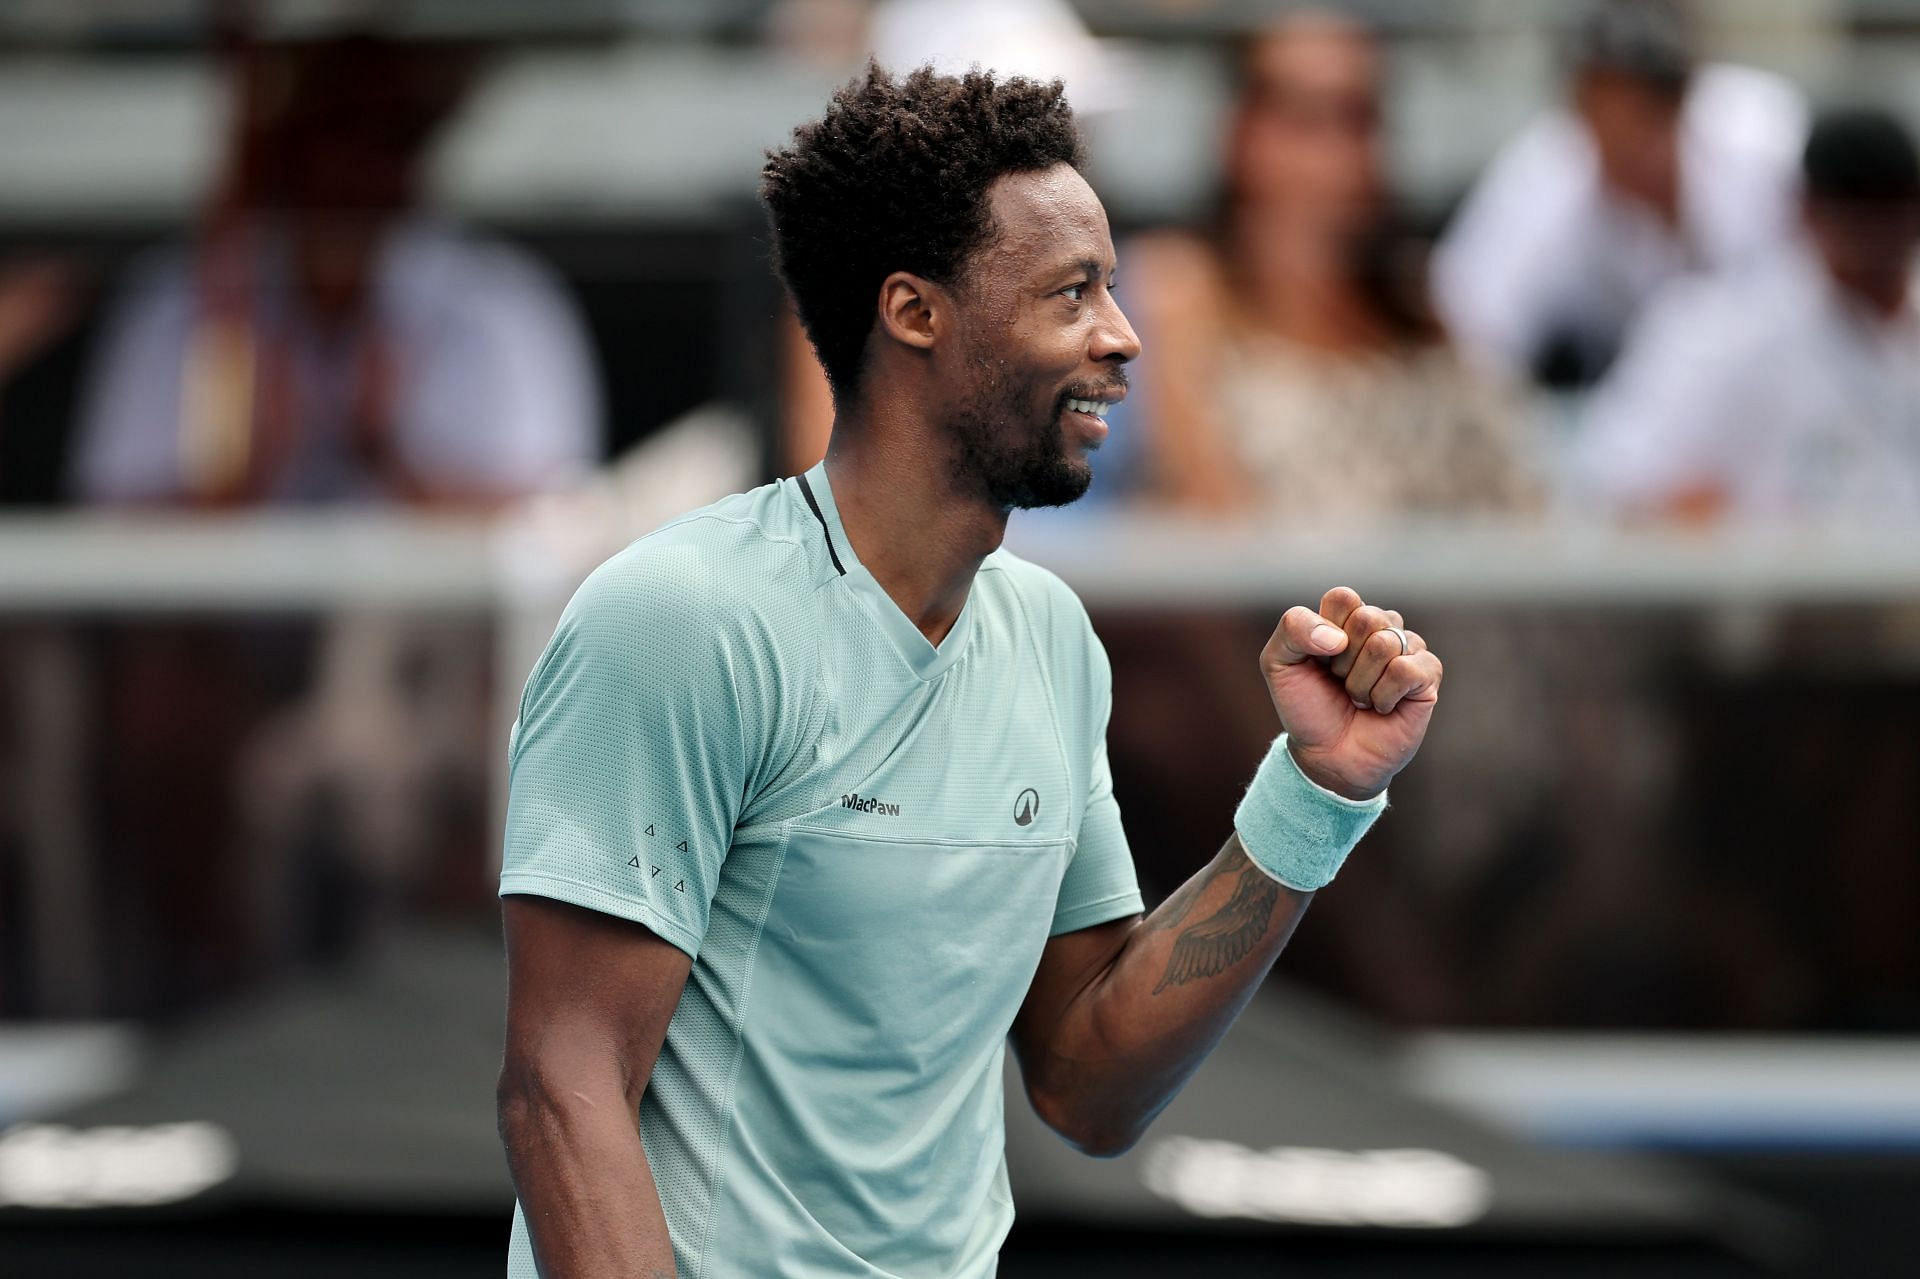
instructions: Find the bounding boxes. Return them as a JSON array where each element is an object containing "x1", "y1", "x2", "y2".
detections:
[{"x1": 947, "y1": 350, "x2": 1097, "y2": 511}]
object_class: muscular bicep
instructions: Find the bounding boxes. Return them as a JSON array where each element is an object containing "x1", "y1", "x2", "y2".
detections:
[
  {"x1": 1010, "y1": 914, "x2": 1137, "y2": 1080},
  {"x1": 500, "y1": 894, "x2": 693, "y2": 1107}
]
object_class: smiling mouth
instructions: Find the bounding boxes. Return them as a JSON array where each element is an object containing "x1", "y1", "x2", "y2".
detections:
[{"x1": 1063, "y1": 397, "x2": 1113, "y2": 418}]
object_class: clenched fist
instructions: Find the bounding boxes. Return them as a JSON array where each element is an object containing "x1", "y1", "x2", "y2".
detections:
[{"x1": 1261, "y1": 586, "x2": 1442, "y2": 801}]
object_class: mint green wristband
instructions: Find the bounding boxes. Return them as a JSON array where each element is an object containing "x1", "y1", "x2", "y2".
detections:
[{"x1": 1233, "y1": 735, "x2": 1387, "y2": 891}]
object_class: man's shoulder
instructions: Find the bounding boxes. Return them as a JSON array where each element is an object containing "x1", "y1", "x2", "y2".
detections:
[
  {"x1": 981, "y1": 547, "x2": 1098, "y2": 649},
  {"x1": 982, "y1": 545, "x2": 1078, "y2": 602},
  {"x1": 981, "y1": 549, "x2": 1111, "y2": 732},
  {"x1": 566, "y1": 480, "x2": 828, "y2": 648}
]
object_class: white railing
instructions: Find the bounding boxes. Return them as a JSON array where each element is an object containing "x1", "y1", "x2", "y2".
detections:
[
  {"x1": 6, "y1": 509, "x2": 1920, "y2": 613},
  {"x1": 5, "y1": 503, "x2": 1920, "y2": 1142}
]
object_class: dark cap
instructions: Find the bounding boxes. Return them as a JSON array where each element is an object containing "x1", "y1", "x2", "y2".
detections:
[
  {"x1": 1566, "y1": 0, "x2": 1695, "y2": 91},
  {"x1": 1804, "y1": 107, "x2": 1920, "y2": 204}
]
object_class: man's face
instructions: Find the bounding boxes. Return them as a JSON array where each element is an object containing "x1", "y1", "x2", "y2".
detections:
[
  {"x1": 936, "y1": 164, "x2": 1140, "y2": 509},
  {"x1": 1806, "y1": 197, "x2": 1920, "y2": 318},
  {"x1": 1576, "y1": 69, "x2": 1685, "y2": 220}
]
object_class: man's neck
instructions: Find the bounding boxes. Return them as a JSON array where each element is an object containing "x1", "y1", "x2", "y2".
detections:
[{"x1": 822, "y1": 405, "x2": 1008, "y2": 648}]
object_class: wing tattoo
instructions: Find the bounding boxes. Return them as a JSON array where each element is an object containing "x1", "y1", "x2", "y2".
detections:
[{"x1": 1152, "y1": 865, "x2": 1282, "y2": 995}]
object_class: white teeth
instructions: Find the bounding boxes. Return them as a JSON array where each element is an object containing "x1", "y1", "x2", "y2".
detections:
[{"x1": 1067, "y1": 398, "x2": 1111, "y2": 418}]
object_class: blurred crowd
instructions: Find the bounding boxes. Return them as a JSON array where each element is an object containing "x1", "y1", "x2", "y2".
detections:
[
  {"x1": 3, "y1": 0, "x2": 1920, "y2": 1028},
  {"x1": 777, "y1": 0, "x2": 1920, "y2": 529},
  {"x1": 0, "y1": 0, "x2": 1915, "y2": 527}
]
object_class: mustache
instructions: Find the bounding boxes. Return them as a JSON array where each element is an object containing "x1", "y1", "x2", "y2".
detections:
[{"x1": 1058, "y1": 369, "x2": 1130, "y2": 402}]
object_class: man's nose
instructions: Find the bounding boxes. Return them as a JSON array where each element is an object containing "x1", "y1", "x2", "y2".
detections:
[{"x1": 1092, "y1": 298, "x2": 1142, "y2": 364}]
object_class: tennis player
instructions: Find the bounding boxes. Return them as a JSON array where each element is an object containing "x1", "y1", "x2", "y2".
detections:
[{"x1": 496, "y1": 66, "x2": 1442, "y2": 1279}]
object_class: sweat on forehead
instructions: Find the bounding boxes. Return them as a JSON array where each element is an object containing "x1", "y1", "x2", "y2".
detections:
[{"x1": 974, "y1": 167, "x2": 1116, "y2": 277}]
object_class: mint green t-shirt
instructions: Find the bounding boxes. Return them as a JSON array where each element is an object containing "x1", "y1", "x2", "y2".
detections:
[{"x1": 500, "y1": 462, "x2": 1143, "y2": 1279}]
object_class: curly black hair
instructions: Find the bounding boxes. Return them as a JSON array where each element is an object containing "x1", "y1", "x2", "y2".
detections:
[{"x1": 762, "y1": 63, "x2": 1086, "y2": 403}]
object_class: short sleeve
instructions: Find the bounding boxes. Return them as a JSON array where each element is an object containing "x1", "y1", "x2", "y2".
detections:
[
  {"x1": 499, "y1": 547, "x2": 757, "y2": 959},
  {"x1": 1049, "y1": 631, "x2": 1144, "y2": 937}
]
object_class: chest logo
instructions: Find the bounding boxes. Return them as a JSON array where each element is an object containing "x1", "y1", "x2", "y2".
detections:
[
  {"x1": 842, "y1": 792, "x2": 900, "y2": 817},
  {"x1": 1014, "y1": 788, "x2": 1040, "y2": 827}
]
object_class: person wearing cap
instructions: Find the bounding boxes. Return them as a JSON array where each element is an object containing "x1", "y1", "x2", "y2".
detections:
[
  {"x1": 1576, "y1": 106, "x2": 1920, "y2": 522},
  {"x1": 1433, "y1": 0, "x2": 1806, "y2": 389}
]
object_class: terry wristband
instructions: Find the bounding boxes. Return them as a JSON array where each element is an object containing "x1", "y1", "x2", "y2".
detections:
[{"x1": 1233, "y1": 734, "x2": 1387, "y2": 892}]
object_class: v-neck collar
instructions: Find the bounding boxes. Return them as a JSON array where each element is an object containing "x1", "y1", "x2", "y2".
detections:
[{"x1": 799, "y1": 461, "x2": 976, "y2": 682}]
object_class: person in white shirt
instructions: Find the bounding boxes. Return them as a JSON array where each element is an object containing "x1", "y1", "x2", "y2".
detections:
[
  {"x1": 64, "y1": 36, "x2": 604, "y2": 1013},
  {"x1": 1577, "y1": 107, "x2": 1920, "y2": 522},
  {"x1": 74, "y1": 34, "x2": 600, "y2": 508},
  {"x1": 1433, "y1": 0, "x2": 1806, "y2": 388}
]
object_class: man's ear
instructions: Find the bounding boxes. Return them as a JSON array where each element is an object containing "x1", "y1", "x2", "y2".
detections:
[{"x1": 876, "y1": 271, "x2": 945, "y2": 353}]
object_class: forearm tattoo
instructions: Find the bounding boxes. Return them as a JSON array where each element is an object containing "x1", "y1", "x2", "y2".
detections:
[{"x1": 1148, "y1": 861, "x2": 1282, "y2": 995}]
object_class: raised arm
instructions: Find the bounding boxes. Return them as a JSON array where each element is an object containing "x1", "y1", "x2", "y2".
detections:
[
  {"x1": 1011, "y1": 833, "x2": 1310, "y2": 1155},
  {"x1": 498, "y1": 895, "x2": 690, "y2": 1278},
  {"x1": 1012, "y1": 587, "x2": 1442, "y2": 1155}
]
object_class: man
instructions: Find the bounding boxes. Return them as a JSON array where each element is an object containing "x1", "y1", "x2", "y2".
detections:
[
  {"x1": 496, "y1": 66, "x2": 1443, "y2": 1278},
  {"x1": 1578, "y1": 106, "x2": 1920, "y2": 521},
  {"x1": 1434, "y1": 0, "x2": 1805, "y2": 388},
  {"x1": 76, "y1": 33, "x2": 598, "y2": 506}
]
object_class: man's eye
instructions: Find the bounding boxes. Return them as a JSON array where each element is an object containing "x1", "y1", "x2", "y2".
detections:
[{"x1": 1062, "y1": 283, "x2": 1086, "y2": 302}]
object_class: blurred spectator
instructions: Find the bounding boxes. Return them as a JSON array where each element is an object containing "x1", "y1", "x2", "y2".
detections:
[
  {"x1": 48, "y1": 34, "x2": 598, "y2": 1014},
  {"x1": 73, "y1": 33, "x2": 599, "y2": 507},
  {"x1": 1094, "y1": 13, "x2": 1544, "y2": 1024},
  {"x1": 0, "y1": 255, "x2": 79, "y2": 399},
  {"x1": 1578, "y1": 106, "x2": 1920, "y2": 522},
  {"x1": 1434, "y1": 0, "x2": 1806, "y2": 389},
  {"x1": 1123, "y1": 10, "x2": 1540, "y2": 519}
]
